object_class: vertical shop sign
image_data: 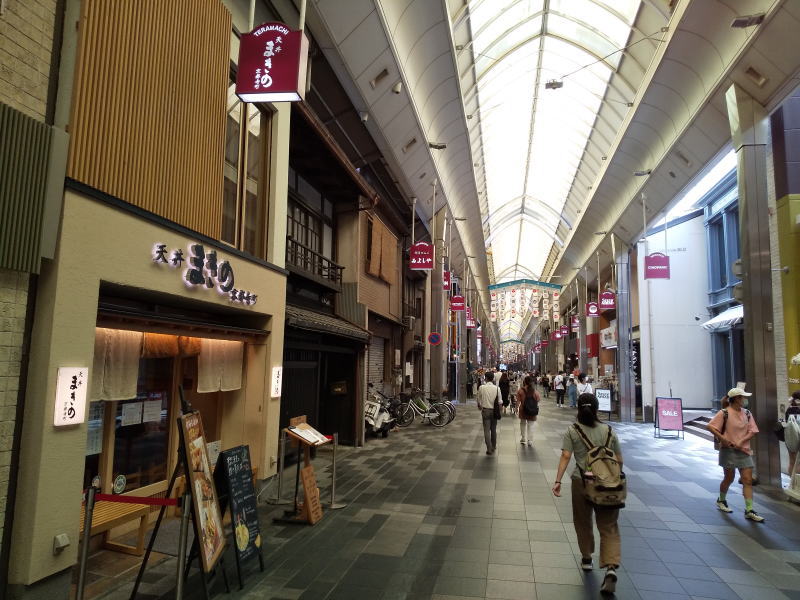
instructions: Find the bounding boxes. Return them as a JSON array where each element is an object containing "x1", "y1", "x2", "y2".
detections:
[
  {"x1": 443, "y1": 270, "x2": 451, "y2": 290},
  {"x1": 571, "y1": 315, "x2": 580, "y2": 332},
  {"x1": 236, "y1": 22, "x2": 309, "y2": 103},
  {"x1": 586, "y1": 302, "x2": 599, "y2": 318},
  {"x1": 54, "y1": 367, "x2": 88, "y2": 426},
  {"x1": 450, "y1": 295, "x2": 465, "y2": 311},
  {"x1": 645, "y1": 253, "x2": 671, "y2": 279},
  {"x1": 408, "y1": 241, "x2": 434, "y2": 270},
  {"x1": 271, "y1": 366, "x2": 283, "y2": 397},
  {"x1": 599, "y1": 290, "x2": 616, "y2": 311}
]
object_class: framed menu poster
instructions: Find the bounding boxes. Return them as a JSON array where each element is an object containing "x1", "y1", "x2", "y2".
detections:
[{"x1": 179, "y1": 411, "x2": 225, "y2": 572}]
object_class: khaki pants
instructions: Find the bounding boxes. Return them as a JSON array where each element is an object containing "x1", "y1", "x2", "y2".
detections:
[{"x1": 571, "y1": 480, "x2": 620, "y2": 567}]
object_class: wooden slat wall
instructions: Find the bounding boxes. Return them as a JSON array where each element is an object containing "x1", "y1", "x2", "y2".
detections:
[
  {"x1": 0, "y1": 102, "x2": 52, "y2": 273},
  {"x1": 67, "y1": 0, "x2": 231, "y2": 238}
]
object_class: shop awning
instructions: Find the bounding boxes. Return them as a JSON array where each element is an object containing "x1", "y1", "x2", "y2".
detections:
[
  {"x1": 285, "y1": 305, "x2": 370, "y2": 342},
  {"x1": 701, "y1": 305, "x2": 743, "y2": 331}
]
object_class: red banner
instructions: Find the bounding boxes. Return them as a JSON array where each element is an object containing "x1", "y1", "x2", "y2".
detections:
[
  {"x1": 599, "y1": 290, "x2": 616, "y2": 311},
  {"x1": 645, "y1": 252, "x2": 671, "y2": 279},
  {"x1": 443, "y1": 270, "x2": 451, "y2": 290},
  {"x1": 236, "y1": 23, "x2": 309, "y2": 103},
  {"x1": 655, "y1": 397, "x2": 684, "y2": 431},
  {"x1": 541, "y1": 340, "x2": 549, "y2": 347},
  {"x1": 571, "y1": 315, "x2": 580, "y2": 332},
  {"x1": 409, "y1": 241, "x2": 434, "y2": 270},
  {"x1": 586, "y1": 302, "x2": 599, "y2": 318},
  {"x1": 560, "y1": 324, "x2": 569, "y2": 335},
  {"x1": 450, "y1": 295, "x2": 465, "y2": 311}
]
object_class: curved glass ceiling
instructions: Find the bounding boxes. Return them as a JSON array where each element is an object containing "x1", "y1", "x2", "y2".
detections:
[{"x1": 466, "y1": 0, "x2": 641, "y2": 342}]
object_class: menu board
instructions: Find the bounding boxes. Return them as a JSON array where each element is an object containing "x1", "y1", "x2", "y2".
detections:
[
  {"x1": 179, "y1": 412, "x2": 225, "y2": 572},
  {"x1": 300, "y1": 465, "x2": 323, "y2": 525},
  {"x1": 215, "y1": 446, "x2": 262, "y2": 566}
]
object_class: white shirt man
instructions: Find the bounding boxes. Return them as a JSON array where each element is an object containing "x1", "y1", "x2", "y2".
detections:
[{"x1": 477, "y1": 373, "x2": 502, "y2": 455}]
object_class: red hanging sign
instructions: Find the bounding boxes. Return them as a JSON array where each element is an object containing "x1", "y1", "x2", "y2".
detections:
[
  {"x1": 443, "y1": 270, "x2": 451, "y2": 290},
  {"x1": 450, "y1": 295, "x2": 465, "y2": 311},
  {"x1": 236, "y1": 23, "x2": 309, "y2": 103},
  {"x1": 645, "y1": 252, "x2": 671, "y2": 279},
  {"x1": 599, "y1": 290, "x2": 616, "y2": 311},
  {"x1": 541, "y1": 340, "x2": 549, "y2": 347},
  {"x1": 586, "y1": 302, "x2": 600, "y2": 318},
  {"x1": 560, "y1": 324, "x2": 569, "y2": 335},
  {"x1": 408, "y1": 241, "x2": 434, "y2": 270},
  {"x1": 571, "y1": 315, "x2": 580, "y2": 331},
  {"x1": 466, "y1": 306, "x2": 476, "y2": 328},
  {"x1": 552, "y1": 331, "x2": 562, "y2": 341}
]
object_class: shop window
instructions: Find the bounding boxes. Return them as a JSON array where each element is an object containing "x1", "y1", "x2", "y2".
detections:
[
  {"x1": 222, "y1": 80, "x2": 272, "y2": 259},
  {"x1": 708, "y1": 218, "x2": 727, "y2": 290}
]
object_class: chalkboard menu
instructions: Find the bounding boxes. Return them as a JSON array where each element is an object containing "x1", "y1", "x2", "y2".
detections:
[{"x1": 214, "y1": 445, "x2": 263, "y2": 587}]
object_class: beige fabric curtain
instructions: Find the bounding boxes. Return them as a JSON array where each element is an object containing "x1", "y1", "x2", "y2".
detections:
[
  {"x1": 197, "y1": 339, "x2": 244, "y2": 393},
  {"x1": 380, "y1": 223, "x2": 397, "y2": 283},
  {"x1": 90, "y1": 328, "x2": 143, "y2": 401},
  {"x1": 367, "y1": 218, "x2": 382, "y2": 277}
]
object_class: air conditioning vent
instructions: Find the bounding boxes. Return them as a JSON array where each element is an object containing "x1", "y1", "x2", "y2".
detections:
[{"x1": 402, "y1": 316, "x2": 415, "y2": 329}]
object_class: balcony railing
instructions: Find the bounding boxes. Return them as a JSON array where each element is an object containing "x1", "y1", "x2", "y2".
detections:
[
  {"x1": 403, "y1": 301, "x2": 419, "y2": 319},
  {"x1": 286, "y1": 237, "x2": 343, "y2": 288}
]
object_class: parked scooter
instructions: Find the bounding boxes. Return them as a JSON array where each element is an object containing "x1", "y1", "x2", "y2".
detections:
[{"x1": 365, "y1": 383, "x2": 396, "y2": 438}]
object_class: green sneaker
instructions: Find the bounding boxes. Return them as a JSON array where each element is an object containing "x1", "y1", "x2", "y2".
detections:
[
  {"x1": 744, "y1": 509, "x2": 764, "y2": 522},
  {"x1": 716, "y1": 499, "x2": 733, "y2": 513}
]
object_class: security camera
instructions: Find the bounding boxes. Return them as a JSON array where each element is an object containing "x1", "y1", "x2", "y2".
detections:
[
  {"x1": 694, "y1": 315, "x2": 701, "y2": 321},
  {"x1": 391, "y1": 81, "x2": 403, "y2": 94},
  {"x1": 359, "y1": 111, "x2": 369, "y2": 123}
]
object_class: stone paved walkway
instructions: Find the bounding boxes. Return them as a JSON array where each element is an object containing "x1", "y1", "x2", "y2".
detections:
[{"x1": 103, "y1": 399, "x2": 800, "y2": 600}]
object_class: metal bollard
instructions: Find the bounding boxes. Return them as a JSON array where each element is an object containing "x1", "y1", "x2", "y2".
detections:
[
  {"x1": 328, "y1": 432, "x2": 346, "y2": 509},
  {"x1": 175, "y1": 494, "x2": 191, "y2": 600},
  {"x1": 76, "y1": 486, "x2": 97, "y2": 600},
  {"x1": 276, "y1": 429, "x2": 286, "y2": 502}
]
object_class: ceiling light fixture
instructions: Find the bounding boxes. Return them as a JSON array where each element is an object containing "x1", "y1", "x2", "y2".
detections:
[
  {"x1": 594, "y1": 231, "x2": 607, "y2": 236},
  {"x1": 634, "y1": 169, "x2": 652, "y2": 176},
  {"x1": 402, "y1": 138, "x2": 417, "y2": 153},
  {"x1": 731, "y1": 13, "x2": 765, "y2": 28},
  {"x1": 428, "y1": 142, "x2": 447, "y2": 150},
  {"x1": 369, "y1": 68, "x2": 389, "y2": 89},
  {"x1": 545, "y1": 79, "x2": 563, "y2": 90}
]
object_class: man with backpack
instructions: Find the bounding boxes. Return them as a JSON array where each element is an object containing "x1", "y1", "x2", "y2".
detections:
[
  {"x1": 516, "y1": 375, "x2": 539, "y2": 445},
  {"x1": 707, "y1": 387, "x2": 764, "y2": 522},
  {"x1": 552, "y1": 393, "x2": 624, "y2": 594}
]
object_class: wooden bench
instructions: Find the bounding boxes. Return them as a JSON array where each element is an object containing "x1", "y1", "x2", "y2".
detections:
[{"x1": 79, "y1": 500, "x2": 150, "y2": 556}]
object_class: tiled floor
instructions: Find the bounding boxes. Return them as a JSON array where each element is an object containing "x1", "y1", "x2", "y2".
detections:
[{"x1": 98, "y1": 399, "x2": 800, "y2": 599}]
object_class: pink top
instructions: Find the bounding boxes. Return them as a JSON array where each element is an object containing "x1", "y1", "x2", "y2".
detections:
[{"x1": 708, "y1": 408, "x2": 759, "y2": 455}]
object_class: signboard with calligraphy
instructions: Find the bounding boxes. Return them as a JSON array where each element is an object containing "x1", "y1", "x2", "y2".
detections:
[
  {"x1": 180, "y1": 412, "x2": 225, "y2": 572},
  {"x1": 152, "y1": 242, "x2": 257, "y2": 306},
  {"x1": 54, "y1": 367, "x2": 88, "y2": 426},
  {"x1": 409, "y1": 241, "x2": 434, "y2": 270},
  {"x1": 599, "y1": 290, "x2": 616, "y2": 311},
  {"x1": 645, "y1": 252, "x2": 671, "y2": 279},
  {"x1": 214, "y1": 445, "x2": 264, "y2": 587},
  {"x1": 236, "y1": 22, "x2": 309, "y2": 103}
]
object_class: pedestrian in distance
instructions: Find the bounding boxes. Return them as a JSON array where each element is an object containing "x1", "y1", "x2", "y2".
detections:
[
  {"x1": 476, "y1": 371, "x2": 501, "y2": 455},
  {"x1": 517, "y1": 375, "x2": 539, "y2": 445},
  {"x1": 783, "y1": 391, "x2": 800, "y2": 484},
  {"x1": 553, "y1": 393, "x2": 623, "y2": 594},
  {"x1": 499, "y1": 371, "x2": 511, "y2": 415},
  {"x1": 576, "y1": 372, "x2": 592, "y2": 396},
  {"x1": 554, "y1": 370, "x2": 566, "y2": 407},
  {"x1": 542, "y1": 372, "x2": 551, "y2": 398},
  {"x1": 706, "y1": 387, "x2": 764, "y2": 522},
  {"x1": 567, "y1": 374, "x2": 578, "y2": 408}
]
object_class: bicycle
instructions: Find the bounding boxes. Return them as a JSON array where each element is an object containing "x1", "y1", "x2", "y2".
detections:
[{"x1": 396, "y1": 390, "x2": 449, "y2": 427}]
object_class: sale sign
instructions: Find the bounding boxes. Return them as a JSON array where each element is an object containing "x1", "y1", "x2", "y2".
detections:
[
  {"x1": 586, "y1": 302, "x2": 599, "y2": 318},
  {"x1": 655, "y1": 397, "x2": 684, "y2": 432},
  {"x1": 409, "y1": 241, "x2": 434, "y2": 270},
  {"x1": 645, "y1": 252, "x2": 671, "y2": 279}
]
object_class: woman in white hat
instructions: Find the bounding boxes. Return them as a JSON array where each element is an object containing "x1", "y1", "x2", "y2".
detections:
[{"x1": 706, "y1": 387, "x2": 764, "y2": 522}]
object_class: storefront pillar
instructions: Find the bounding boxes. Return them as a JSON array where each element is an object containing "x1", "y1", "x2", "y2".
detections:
[
  {"x1": 726, "y1": 83, "x2": 780, "y2": 485},
  {"x1": 616, "y1": 244, "x2": 635, "y2": 422},
  {"x1": 429, "y1": 206, "x2": 446, "y2": 399}
]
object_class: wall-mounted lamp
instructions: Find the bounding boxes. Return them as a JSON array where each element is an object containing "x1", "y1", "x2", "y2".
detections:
[
  {"x1": 545, "y1": 79, "x2": 563, "y2": 90},
  {"x1": 428, "y1": 142, "x2": 447, "y2": 150},
  {"x1": 634, "y1": 169, "x2": 652, "y2": 176}
]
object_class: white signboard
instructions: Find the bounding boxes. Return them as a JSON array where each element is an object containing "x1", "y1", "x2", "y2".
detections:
[
  {"x1": 54, "y1": 367, "x2": 88, "y2": 427},
  {"x1": 142, "y1": 400, "x2": 162, "y2": 423},
  {"x1": 271, "y1": 366, "x2": 283, "y2": 397},
  {"x1": 596, "y1": 389, "x2": 612, "y2": 412},
  {"x1": 121, "y1": 401, "x2": 143, "y2": 426}
]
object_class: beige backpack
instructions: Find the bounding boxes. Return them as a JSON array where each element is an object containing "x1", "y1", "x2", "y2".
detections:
[{"x1": 573, "y1": 424, "x2": 627, "y2": 509}]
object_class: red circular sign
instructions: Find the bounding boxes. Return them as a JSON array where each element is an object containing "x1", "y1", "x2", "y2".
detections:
[{"x1": 428, "y1": 332, "x2": 442, "y2": 346}]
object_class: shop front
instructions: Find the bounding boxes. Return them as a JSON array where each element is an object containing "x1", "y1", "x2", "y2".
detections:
[{"x1": 9, "y1": 190, "x2": 287, "y2": 590}]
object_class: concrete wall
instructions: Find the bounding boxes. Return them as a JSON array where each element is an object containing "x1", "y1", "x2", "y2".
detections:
[
  {"x1": 0, "y1": 269, "x2": 28, "y2": 553},
  {"x1": 0, "y1": 0, "x2": 57, "y2": 121},
  {"x1": 638, "y1": 216, "x2": 714, "y2": 410}
]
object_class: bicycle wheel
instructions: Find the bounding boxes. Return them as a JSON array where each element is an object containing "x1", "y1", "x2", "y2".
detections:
[
  {"x1": 444, "y1": 401, "x2": 456, "y2": 423},
  {"x1": 395, "y1": 402, "x2": 415, "y2": 427},
  {"x1": 428, "y1": 403, "x2": 449, "y2": 427}
]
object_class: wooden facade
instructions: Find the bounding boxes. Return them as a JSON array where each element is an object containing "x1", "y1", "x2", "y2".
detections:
[
  {"x1": 360, "y1": 212, "x2": 401, "y2": 320},
  {"x1": 67, "y1": 0, "x2": 231, "y2": 238}
]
